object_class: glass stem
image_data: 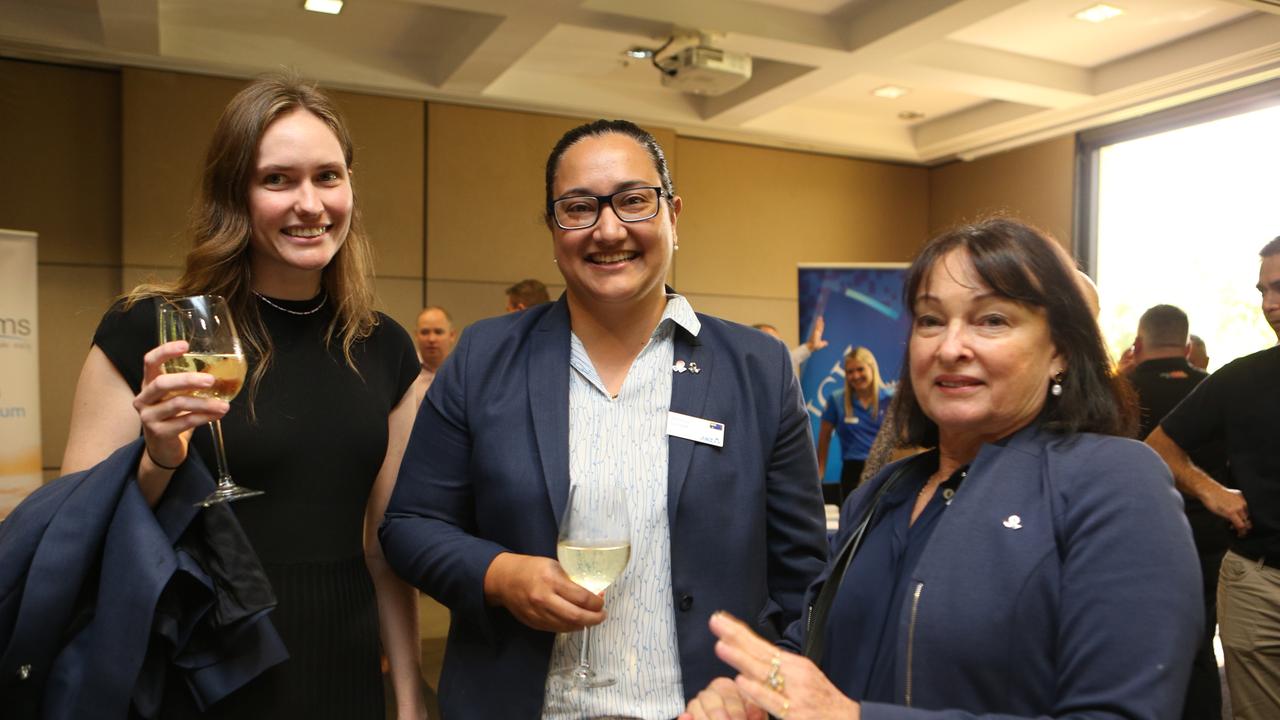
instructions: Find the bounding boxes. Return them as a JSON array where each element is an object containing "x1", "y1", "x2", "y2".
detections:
[
  {"x1": 576, "y1": 625, "x2": 593, "y2": 678},
  {"x1": 207, "y1": 419, "x2": 233, "y2": 486}
]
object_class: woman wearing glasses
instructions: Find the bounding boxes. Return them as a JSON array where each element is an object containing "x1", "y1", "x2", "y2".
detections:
[{"x1": 381, "y1": 120, "x2": 828, "y2": 718}]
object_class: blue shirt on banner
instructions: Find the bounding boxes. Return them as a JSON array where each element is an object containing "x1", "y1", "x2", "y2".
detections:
[{"x1": 820, "y1": 387, "x2": 892, "y2": 461}]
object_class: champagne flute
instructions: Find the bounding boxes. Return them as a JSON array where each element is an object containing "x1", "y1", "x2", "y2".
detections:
[
  {"x1": 554, "y1": 483, "x2": 631, "y2": 688},
  {"x1": 157, "y1": 294, "x2": 263, "y2": 506}
]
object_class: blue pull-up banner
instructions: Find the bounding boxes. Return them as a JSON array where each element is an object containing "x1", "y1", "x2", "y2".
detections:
[{"x1": 797, "y1": 264, "x2": 911, "y2": 489}]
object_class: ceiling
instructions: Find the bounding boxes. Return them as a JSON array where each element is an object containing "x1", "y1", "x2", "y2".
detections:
[{"x1": 2, "y1": 0, "x2": 1278, "y2": 164}]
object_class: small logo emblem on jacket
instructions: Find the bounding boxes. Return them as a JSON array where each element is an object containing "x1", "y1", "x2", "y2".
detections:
[{"x1": 1002, "y1": 514, "x2": 1022, "y2": 530}]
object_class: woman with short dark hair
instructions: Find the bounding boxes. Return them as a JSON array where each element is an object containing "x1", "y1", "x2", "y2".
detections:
[
  {"x1": 381, "y1": 119, "x2": 828, "y2": 719},
  {"x1": 681, "y1": 217, "x2": 1202, "y2": 720}
]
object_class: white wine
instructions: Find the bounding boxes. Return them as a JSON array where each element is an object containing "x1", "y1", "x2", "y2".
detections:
[
  {"x1": 557, "y1": 541, "x2": 631, "y2": 594},
  {"x1": 165, "y1": 353, "x2": 247, "y2": 401}
]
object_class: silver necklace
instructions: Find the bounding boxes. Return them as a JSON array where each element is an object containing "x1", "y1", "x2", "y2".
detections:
[{"x1": 253, "y1": 290, "x2": 327, "y2": 316}]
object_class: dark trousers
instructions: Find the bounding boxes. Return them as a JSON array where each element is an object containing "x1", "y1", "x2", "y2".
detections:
[
  {"x1": 1183, "y1": 548, "x2": 1225, "y2": 720},
  {"x1": 838, "y1": 459, "x2": 866, "y2": 505}
]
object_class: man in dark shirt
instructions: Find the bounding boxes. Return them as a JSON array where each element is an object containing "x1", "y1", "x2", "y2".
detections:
[
  {"x1": 1129, "y1": 304, "x2": 1229, "y2": 720},
  {"x1": 1189, "y1": 333, "x2": 1210, "y2": 371},
  {"x1": 1148, "y1": 237, "x2": 1280, "y2": 720}
]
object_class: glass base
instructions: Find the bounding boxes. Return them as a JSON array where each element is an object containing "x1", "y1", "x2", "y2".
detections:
[
  {"x1": 550, "y1": 665, "x2": 616, "y2": 688},
  {"x1": 196, "y1": 482, "x2": 265, "y2": 507}
]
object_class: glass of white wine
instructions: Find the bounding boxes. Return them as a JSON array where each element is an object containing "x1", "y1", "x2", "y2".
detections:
[
  {"x1": 157, "y1": 294, "x2": 262, "y2": 507},
  {"x1": 554, "y1": 482, "x2": 631, "y2": 688}
]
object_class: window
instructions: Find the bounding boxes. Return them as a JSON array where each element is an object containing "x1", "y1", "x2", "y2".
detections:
[{"x1": 1077, "y1": 80, "x2": 1280, "y2": 370}]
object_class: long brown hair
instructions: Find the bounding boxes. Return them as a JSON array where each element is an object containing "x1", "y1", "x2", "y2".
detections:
[{"x1": 127, "y1": 73, "x2": 377, "y2": 415}]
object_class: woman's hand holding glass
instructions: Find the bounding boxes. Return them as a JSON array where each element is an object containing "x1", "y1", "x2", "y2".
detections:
[
  {"x1": 551, "y1": 483, "x2": 630, "y2": 688},
  {"x1": 154, "y1": 294, "x2": 261, "y2": 505},
  {"x1": 134, "y1": 338, "x2": 230, "y2": 471},
  {"x1": 681, "y1": 612, "x2": 860, "y2": 720},
  {"x1": 483, "y1": 552, "x2": 606, "y2": 633}
]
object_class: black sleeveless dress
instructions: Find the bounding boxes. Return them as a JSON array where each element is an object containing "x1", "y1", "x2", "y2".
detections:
[{"x1": 93, "y1": 295, "x2": 418, "y2": 718}]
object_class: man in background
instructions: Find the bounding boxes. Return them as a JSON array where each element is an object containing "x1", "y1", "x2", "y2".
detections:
[
  {"x1": 754, "y1": 317, "x2": 827, "y2": 376},
  {"x1": 1130, "y1": 304, "x2": 1229, "y2": 720},
  {"x1": 505, "y1": 278, "x2": 550, "y2": 313},
  {"x1": 412, "y1": 305, "x2": 457, "y2": 402},
  {"x1": 1189, "y1": 334, "x2": 1210, "y2": 371},
  {"x1": 1147, "y1": 237, "x2": 1280, "y2": 720}
]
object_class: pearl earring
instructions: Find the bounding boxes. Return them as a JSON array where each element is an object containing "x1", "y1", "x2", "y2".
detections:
[{"x1": 1050, "y1": 372, "x2": 1065, "y2": 397}]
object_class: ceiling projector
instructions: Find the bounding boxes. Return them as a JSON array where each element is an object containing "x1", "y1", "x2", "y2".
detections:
[{"x1": 659, "y1": 45, "x2": 752, "y2": 96}]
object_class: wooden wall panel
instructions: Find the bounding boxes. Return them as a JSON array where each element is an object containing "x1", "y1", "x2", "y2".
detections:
[
  {"x1": 0, "y1": 59, "x2": 120, "y2": 266},
  {"x1": 928, "y1": 135, "x2": 1076, "y2": 247},
  {"x1": 675, "y1": 138, "x2": 929, "y2": 300}
]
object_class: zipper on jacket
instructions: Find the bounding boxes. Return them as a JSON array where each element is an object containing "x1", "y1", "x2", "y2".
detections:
[
  {"x1": 904, "y1": 581, "x2": 924, "y2": 707},
  {"x1": 806, "y1": 604, "x2": 815, "y2": 639}
]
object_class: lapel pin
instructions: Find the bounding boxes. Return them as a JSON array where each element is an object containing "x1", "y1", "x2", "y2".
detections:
[
  {"x1": 673, "y1": 360, "x2": 687, "y2": 373},
  {"x1": 1002, "y1": 514, "x2": 1022, "y2": 530},
  {"x1": 687, "y1": 361, "x2": 700, "y2": 374}
]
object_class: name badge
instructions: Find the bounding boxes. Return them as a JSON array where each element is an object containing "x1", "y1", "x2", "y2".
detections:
[{"x1": 667, "y1": 411, "x2": 725, "y2": 448}]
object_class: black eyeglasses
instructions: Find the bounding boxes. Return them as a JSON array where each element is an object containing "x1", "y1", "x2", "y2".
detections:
[{"x1": 550, "y1": 186, "x2": 668, "y2": 230}]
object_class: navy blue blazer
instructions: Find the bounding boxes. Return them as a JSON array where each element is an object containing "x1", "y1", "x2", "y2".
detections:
[
  {"x1": 785, "y1": 424, "x2": 1201, "y2": 720},
  {"x1": 0, "y1": 439, "x2": 287, "y2": 719},
  {"x1": 381, "y1": 296, "x2": 828, "y2": 717}
]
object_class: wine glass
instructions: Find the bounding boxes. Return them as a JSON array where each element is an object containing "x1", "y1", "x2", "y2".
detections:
[
  {"x1": 554, "y1": 483, "x2": 631, "y2": 688},
  {"x1": 156, "y1": 294, "x2": 263, "y2": 507}
]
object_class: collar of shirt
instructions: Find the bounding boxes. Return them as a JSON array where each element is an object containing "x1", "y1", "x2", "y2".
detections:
[{"x1": 569, "y1": 294, "x2": 700, "y2": 397}]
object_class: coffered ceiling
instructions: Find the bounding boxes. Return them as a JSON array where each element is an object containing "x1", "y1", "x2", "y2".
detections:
[{"x1": 2, "y1": 0, "x2": 1278, "y2": 163}]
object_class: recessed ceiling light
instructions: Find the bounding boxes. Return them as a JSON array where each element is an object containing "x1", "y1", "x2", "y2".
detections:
[
  {"x1": 1074, "y1": 4, "x2": 1123, "y2": 23},
  {"x1": 304, "y1": 0, "x2": 343, "y2": 14},
  {"x1": 871, "y1": 85, "x2": 910, "y2": 100},
  {"x1": 624, "y1": 47, "x2": 654, "y2": 59}
]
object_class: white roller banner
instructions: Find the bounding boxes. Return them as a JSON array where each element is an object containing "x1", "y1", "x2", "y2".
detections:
[{"x1": 0, "y1": 229, "x2": 41, "y2": 519}]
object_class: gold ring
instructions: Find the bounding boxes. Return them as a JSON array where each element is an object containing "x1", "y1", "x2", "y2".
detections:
[
  {"x1": 778, "y1": 698, "x2": 790, "y2": 719},
  {"x1": 766, "y1": 655, "x2": 786, "y2": 694}
]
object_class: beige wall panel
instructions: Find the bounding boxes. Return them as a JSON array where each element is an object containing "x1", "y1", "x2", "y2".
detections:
[
  {"x1": 426, "y1": 103, "x2": 675, "y2": 284},
  {"x1": 425, "y1": 278, "x2": 565, "y2": 334},
  {"x1": 675, "y1": 139, "x2": 928, "y2": 299},
  {"x1": 374, "y1": 276, "x2": 425, "y2": 338},
  {"x1": 418, "y1": 595, "x2": 449, "y2": 638},
  {"x1": 39, "y1": 265, "x2": 122, "y2": 471},
  {"x1": 122, "y1": 69, "x2": 243, "y2": 267},
  {"x1": 927, "y1": 135, "x2": 1076, "y2": 247},
  {"x1": 122, "y1": 265, "x2": 181, "y2": 292},
  {"x1": 0, "y1": 59, "x2": 121, "y2": 266},
  {"x1": 427, "y1": 104, "x2": 576, "y2": 283},
  {"x1": 330, "y1": 90, "x2": 424, "y2": 278},
  {"x1": 682, "y1": 292, "x2": 800, "y2": 344}
]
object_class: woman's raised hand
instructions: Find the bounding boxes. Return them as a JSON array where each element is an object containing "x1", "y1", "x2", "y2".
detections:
[
  {"x1": 681, "y1": 611, "x2": 861, "y2": 720},
  {"x1": 133, "y1": 340, "x2": 229, "y2": 469}
]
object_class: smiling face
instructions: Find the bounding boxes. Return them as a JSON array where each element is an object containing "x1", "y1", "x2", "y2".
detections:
[
  {"x1": 909, "y1": 249, "x2": 1065, "y2": 451},
  {"x1": 548, "y1": 133, "x2": 680, "y2": 314},
  {"x1": 247, "y1": 107, "x2": 353, "y2": 293},
  {"x1": 1258, "y1": 253, "x2": 1280, "y2": 340},
  {"x1": 845, "y1": 356, "x2": 873, "y2": 392}
]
